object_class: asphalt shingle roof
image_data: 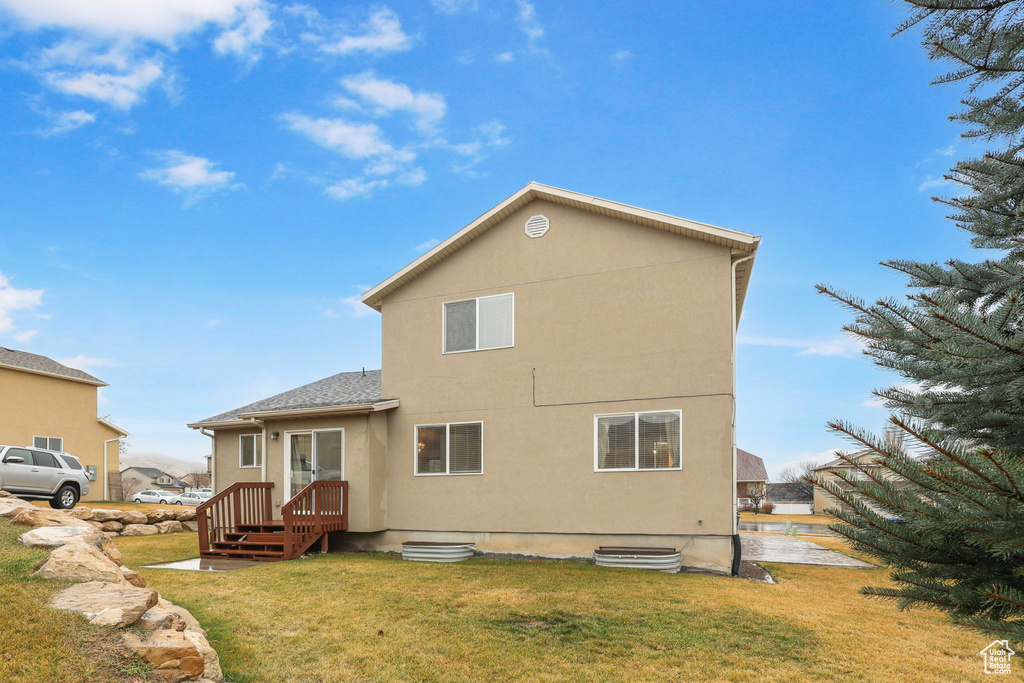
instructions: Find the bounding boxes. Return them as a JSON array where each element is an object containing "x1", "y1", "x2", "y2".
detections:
[
  {"x1": 736, "y1": 448, "x2": 768, "y2": 482},
  {"x1": 195, "y1": 369, "x2": 386, "y2": 424},
  {"x1": 124, "y1": 467, "x2": 185, "y2": 488},
  {"x1": 0, "y1": 347, "x2": 103, "y2": 384}
]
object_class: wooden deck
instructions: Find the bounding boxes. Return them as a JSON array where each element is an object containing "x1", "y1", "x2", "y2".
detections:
[{"x1": 197, "y1": 481, "x2": 348, "y2": 562}]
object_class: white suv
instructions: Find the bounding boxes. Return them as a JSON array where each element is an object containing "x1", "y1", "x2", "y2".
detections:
[{"x1": 0, "y1": 445, "x2": 91, "y2": 509}]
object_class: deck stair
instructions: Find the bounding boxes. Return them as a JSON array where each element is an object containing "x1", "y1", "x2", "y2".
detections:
[{"x1": 197, "y1": 482, "x2": 348, "y2": 562}]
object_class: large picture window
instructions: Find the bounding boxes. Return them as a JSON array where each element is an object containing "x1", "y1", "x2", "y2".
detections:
[
  {"x1": 443, "y1": 293, "x2": 514, "y2": 353},
  {"x1": 239, "y1": 434, "x2": 263, "y2": 468},
  {"x1": 415, "y1": 422, "x2": 483, "y2": 475},
  {"x1": 595, "y1": 411, "x2": 681, "y2": 471}
]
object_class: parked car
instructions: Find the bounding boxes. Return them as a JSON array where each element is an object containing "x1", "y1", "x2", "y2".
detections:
[
  {"x1": 132, "y1": 490, "x2": 176, "y2": 505},
  {"x1": 196, "y1": 488, "x2": 212, "y2": 494},
  {"x1": 0, "y1": 444, "x2": 90, "y2": 509},
  {"x1": 169, "y1": 491, "x2": 211, "y2": 506}
]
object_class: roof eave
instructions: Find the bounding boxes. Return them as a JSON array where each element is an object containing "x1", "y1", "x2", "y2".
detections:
[
  {"x1": 0, "y1": 362, "x2": 106, "y2": 387},
  {"x1": 189, "y1": 399, "x2": 400, "y2": 428},
  {"x1": 97, "y1": 418, "x2": 129, "y2": 436}
]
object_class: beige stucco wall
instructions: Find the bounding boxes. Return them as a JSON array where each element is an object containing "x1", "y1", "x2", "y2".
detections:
[
  {"x1": 0, "y1": 366, "x2": 121, "y2": 501},
  {"x1": 378, "y1": 198, "x2": 738, "y2": 569}
]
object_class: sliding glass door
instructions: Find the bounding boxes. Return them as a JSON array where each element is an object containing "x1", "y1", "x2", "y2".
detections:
[{"x1": 287, "y1": 430, "x2": 344, "y2": 500}]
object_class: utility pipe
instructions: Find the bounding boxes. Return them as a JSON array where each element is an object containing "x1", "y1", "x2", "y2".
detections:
[
  {"x1": 199, "y1": 428, "x2": 215, "y2": 492},
  {"x1": 102, "y1": 437, "x2": 120, "y2": 500},
  {"x1": 249, "y1": 417, "x2": 267, "y2": 483},
  {"x1": 730, "y1": 252, "x2": 755, "y2": 541}
]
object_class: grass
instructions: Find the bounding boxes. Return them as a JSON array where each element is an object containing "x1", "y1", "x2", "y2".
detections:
[
  {"x1": 0, "y1": 518, "x2": 149, "y2": 683},
  {"x1": 739, "y1": 512, "x2": 832, "y2": 525},
  {"x1": 115, "y1": 534, "x2": 990, "y2": 682}
]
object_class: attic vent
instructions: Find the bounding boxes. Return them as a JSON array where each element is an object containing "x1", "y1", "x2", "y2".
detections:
[{"x1": 525, "y1": 214, "x2": 549, "y2": 238}]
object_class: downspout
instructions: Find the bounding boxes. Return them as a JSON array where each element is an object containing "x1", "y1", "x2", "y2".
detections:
[
  {"x1": 199, "y1": 428, "x2": 216, "y2": 492},
  {"x1": 102, "y1": 437, "x2": 120, "y2": 500},
  {"x1": 730, "y1": 252, "x2": 755, "y2": 573},
  {"x1": 250, "y1": 417, "x2": 267, "y2": 483}
]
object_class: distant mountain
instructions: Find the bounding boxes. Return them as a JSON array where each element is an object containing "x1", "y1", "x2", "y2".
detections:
[{"x1": 120, "y1": 451, "x2": 207, "y2": 478}]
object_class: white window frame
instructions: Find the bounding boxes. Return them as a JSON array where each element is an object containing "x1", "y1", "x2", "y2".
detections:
[
  {"x1": 413, "y1": 421, "x2": 484, "y2": 476},
  {"x1": 593, "y1": 410, "x2": 683, "y2": 472},
  {"x1": 33, "y1": 436, "x2": 63, "y2": 451},
  {"x1": 442, "y1": 292, "x2": 515, "y2": 354},
  {"x1": 239, "y1": 434, "x2": 263, "y2": 469}
]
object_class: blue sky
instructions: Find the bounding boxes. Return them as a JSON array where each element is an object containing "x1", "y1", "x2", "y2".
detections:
[{"x1": 0, "y1": 1, "x2": 979, "y2": 475}]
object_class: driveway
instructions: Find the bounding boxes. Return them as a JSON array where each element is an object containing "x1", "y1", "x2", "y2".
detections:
[{"x1": 740, "y1": 533, "x2": 874, "y2": 568}]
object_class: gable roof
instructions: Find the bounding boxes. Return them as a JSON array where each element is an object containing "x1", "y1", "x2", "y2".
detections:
[
  {"x1": 124, "y1": 467, "x2": 185, "y2": 487},
  {"x1": 813, "y1": 450, "x2": 877, "y2": 471},
  {"x1": 737, "y1": 448, "x2": 768, "y2": 482},
  {"x1": 767, "y1": 482, "x2": 813, "y2": 503},
  {"x1": 360, "y1": 182, "x2": 761, "y2": 315},
  {"x1": 0, "y1": 347, "x2": 105, "y2": 386},
  {"x1": 188, "y1": 369, "x2": 395, "y2": 427}
]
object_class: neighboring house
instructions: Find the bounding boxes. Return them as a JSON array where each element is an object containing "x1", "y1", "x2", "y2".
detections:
[
  {"x1": 180, "y1": 471, "x2": 211, "y2": 491},
  {"x1": 190, "y1": 182, "x2": 761, "y2": 573},
  {"x1": 766, "y1": 483, "x2": 814, "y2": 515},
  {"x1": 120, "y1": 466, "x2": 186, "y2": 496},
  {"x1": 812, "y1": 450, "x2": 881, "y2": 515},
  {"x1": 736, "y1": 448, "x2": 768, "y2": 505},
  {"x1": 0, "y1": 347, "x2": 127, "y2": 500}
]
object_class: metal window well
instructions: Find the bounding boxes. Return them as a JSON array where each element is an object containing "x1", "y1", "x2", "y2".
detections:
[
  {"x1": 401, "y1": 541, "x2": 476, "y2": 562},
  {"x1": 593, "y1": 547, "x2": 682, "y2": 573}
]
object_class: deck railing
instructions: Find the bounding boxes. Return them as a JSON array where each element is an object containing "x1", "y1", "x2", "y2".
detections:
[
  {"x1": 281, "y1": 480, "x2": 348, "y2": 560},
  {"x1": 196, "y1": 482, "x2": 274, "y2": 555}
]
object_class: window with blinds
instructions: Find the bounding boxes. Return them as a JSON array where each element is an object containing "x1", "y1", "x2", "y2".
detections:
[
  {"x1": 239, "y1": 434, "x2": 263, "y2": 468},
  {"x1": 443, "y1": 293, "x2": 513, "y2": 353},
  {"x1": 595, "y1": 411, "x2": 681, "y2": 471},
  {"x1": 415, "y1": 422, "x2": 483, "y2": 475}
]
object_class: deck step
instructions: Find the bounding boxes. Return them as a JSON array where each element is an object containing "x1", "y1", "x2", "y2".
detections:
[
  {"x1": 202, "y1": 547, "x2": 284, "y2": 557},
  {"x1": 224, "y1": 532, "x2": 285, "y2": 543}
]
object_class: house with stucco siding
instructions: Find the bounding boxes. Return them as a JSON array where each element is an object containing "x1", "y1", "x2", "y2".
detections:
[{"x1": 189, "y1": 183, "x2": 760, "y2": 573}]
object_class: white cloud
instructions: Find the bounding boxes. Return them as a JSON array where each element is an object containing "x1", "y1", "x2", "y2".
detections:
[
  {"x1": 431, "y1": 0, "x2": 478, "y2": 13},
  {"x1": 36, "y1": 109, "x2": 95, "y2": 136},
  {"x1": 0, "y1": 272, "x2": 44, "y2": 338},
  {"x1": 140, "y1": 150, "x2": 241, "y2": 201},
  {"x1": 415, "y1": 238, "x2": 440, "y2": 252},
  {"x1": 325, "y1": 177, "x2": 389, "y2": 200},
  {"x1": 45, "y1": 60, "x2": 163, "y2": 109},
  {"x1": 611, "y1": 49, "x2": 632, "y2": 64},
  {"x1": 936, "y1": 144, "x2": 956, "y2": 156},
  {"x1": 918, "y1": 175, "x2": 957, "y2": 192},
  {"x1": 57, "y1": 354, "x2": 117, "y2": 370},
  {"x1": 12, "y1": 330, "x2": 38, "y2": 343},
  {"x1": 282, "y1": 114, "x2": 395, "y2": 158},
  {"x1": 324, "y1": 286, "x2": 375, "y2": 317},
  {"x1": 738, "y1": 334, "x2": 864, "y2": 358},
  {"x1": 495, "y1": 51, "x2": 514, "y2": 63},
  {"x1": 213, "y1": 3, "x2": 273, "y2": 61},
  {"x1": 450, "y1": 120, "x2": 511, "y2": 172},
  {"x1": 319, "y1": 8, "x2": 410, "y2": 55},
  {"x1": 341, "y1": 72, "x2": 446, "y2": 136},
  {"x1": 516, "y1": 1, "x2": 548, "y2": 56}
]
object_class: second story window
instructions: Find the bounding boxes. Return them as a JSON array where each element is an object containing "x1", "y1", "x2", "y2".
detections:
[
  {"x1": 443, "y1": 293, "x2": 514, "y2": 353},
  {"x1": 33, "y1": 436, "x2": 63, "y2": 451}
]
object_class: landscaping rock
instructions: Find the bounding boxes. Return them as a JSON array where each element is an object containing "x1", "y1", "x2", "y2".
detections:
[
  {"x1": 120, "y1": 565, "x2": 146, "y2": 588},
  {"x1": 100, "y1": 538, "x2": 124, "y2": 566},
  {"x1": 19, "y1": 525, "x2": 104, "y2": 550},
  {"x1": 155, "y1": 520, "x2": 184, "y2": 534},
  {"x1": 103, "y1": 531, "x2": 119, "y2": 539},
  {"x1": 146, "y1": 510, "x2": 176, "y2": 523},
  {"x1": 86, "y1": 520, "x2": 104, "y2": 530},
  {"x1": 181, "y1": 521, "x2": 199, "y2": 532},
  {"x1": 65, "y1": 507, "x2": 94, "y2": 520},
  {"x1": 50, "y1": 581, "x2": 158, "y2": 627},
  {"x1": 183, "y1": 629, "x2": 223, "y2": 682},
  {"x1": 0, "y1": 498, "x2": 32, "y2": 517},
  {"x1": 0, "y1": 489, "x2": 13, "y2": 497},
  {"x1": 121, "y1": 523, "x2": 160, "y2": 536},
  {"x1": 12, "y1": 507, "x2": 92, "y2": 529},
  {"x1": 120, "y1": 510, "x2": 149, "y2": 525},
  {"x1": 89, "y1": 508, "x2": 124, "y2": 523},
  {"x1": 172, "y1": 508, "x2": 197, "y2": 522},
  {"x1": 157, "y1": 597, "x2": 205, "y2": 635},
  {"x1": 33, "y1": 540, "x2": 128, "y2": 584},
  {"x1": 100, "y1": 520, "x2": 123, "y2": 532},
  {"x1": 121, "y1": 630, "x2": 205, "y2": 683},
  {"x1": 138, "y1": 605, "x2": 186, "y2": 631}
]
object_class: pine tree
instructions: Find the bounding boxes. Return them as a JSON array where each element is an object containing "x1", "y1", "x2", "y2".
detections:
[{"x1": 815, "y1": 1, "x2": 1024, "y2": 642}]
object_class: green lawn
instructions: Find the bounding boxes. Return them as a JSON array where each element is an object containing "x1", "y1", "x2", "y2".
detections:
[
  {"x1": 115, "y1": 533, "x2": 990, "y2": 682},
  {"x1": 0, "y1": 519, "x2": 149, "y2": 683}
]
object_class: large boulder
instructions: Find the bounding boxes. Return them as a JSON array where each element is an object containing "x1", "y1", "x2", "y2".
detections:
[
  {"x1": 155, "y1": 520, "x2": 184, "y2": 534},
  {"x1": 138, "y1": 606, "x2": 186, "y2": 631},
  {"x1": 12, "y1": 507, "x2": 92, "y2": 529},
  {"x1": 0, "y1": 498, "x2": 32, "y2": 518},
  {"x1": 120, "y1": 565, "x2": 147, "y2": 588},
  {"x1": 157, "y1": 597, "x2": 205, "y2": 635},
  {"x1": 120, "y1": 510, "x2": 149, "y2": 525},
  {"x1": 172, "y1": 508, "x2": 196, "y2": 522},
  {"x1": 101, "y1": 538, "x2": 124, "y2": 565},
  {"x1": 50, "y1": 581, "x2": 158, "y2": 627},
  {"x1": 146, "y1": 510, "x2": 176, "y2": 524},
  {"x1": 19, "y1": 525, "x2": 105, "y2": 550},
  {"x1": 121, "y1": 524, "x2": 160, "y2": 537},
  {"x1": 181, "y1": 521, "x2": 199, "y2": 532},
  {"x1": 100, "y1": 520, "x2": 123, "y2": 532},
  {"x1": 183, "y1": 630, "x2": 224, "y2": 682},
  {"x1": 65, "y1": 507, "x2": 94, "y2": 520},
  {"x1": 0, "y1": 489, "x2": 14, "y2": 497},
  {"x1": 33, "y1": 540, "x2": 127, "y2": 584},
  {"x1": 89, "y1": 508, "x2": 124, "y2": 522},
  {"x1": 121, "y1": 630, "x2": 205, "y2": 683}
]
